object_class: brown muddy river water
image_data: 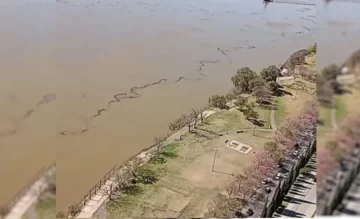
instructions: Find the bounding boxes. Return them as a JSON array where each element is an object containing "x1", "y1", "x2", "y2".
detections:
[{"x1": 0, "y1": 0, "x2": 317, "y2": 212}]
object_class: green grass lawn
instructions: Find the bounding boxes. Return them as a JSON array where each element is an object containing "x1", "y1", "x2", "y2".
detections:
[
  {"x1": 255, "y1": 105, "x2": 271, "y2": 128},
  {"x1": 275, "y1": 97, "x2": 287, "y2": 126},
  {"x1": 317, "y1": 105, "x2": 333, "y2": 138},
  {"x1": 198, "y1": 109, "x2": 253, "y2": 133},
  {"x1": 335, "y1": 95, "x2": 347, "y2": 126}
]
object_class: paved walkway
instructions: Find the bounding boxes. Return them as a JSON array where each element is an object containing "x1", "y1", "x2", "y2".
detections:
[
  {"x1": 5, "y1": 166, "x2": 56, "y2": 219},
  {"x1": 273, "y1": 155, "x2": 316, "y2": 218}
]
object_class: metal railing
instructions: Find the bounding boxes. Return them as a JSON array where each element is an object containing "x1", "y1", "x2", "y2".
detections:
[{"x1": 74, "y1": 164, "x2": 118, "y2": 210}]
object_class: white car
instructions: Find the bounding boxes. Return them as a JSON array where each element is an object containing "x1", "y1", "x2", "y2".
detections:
[{"x1": 275, "y1": 173, "x2": 282, "y2": 180}]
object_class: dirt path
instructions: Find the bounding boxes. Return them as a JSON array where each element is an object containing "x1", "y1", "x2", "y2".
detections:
[{"x1": 5, "y1": 166, "x2": 55, "y2": 219}]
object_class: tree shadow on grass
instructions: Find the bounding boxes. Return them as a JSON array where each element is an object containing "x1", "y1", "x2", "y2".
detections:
[
  {"x1": 274, "y1": 89, "x2": 293, "y2": 97},
  {"x1": 122, "y1": 184, "x2": 143, "y2": 196},
  {"x1": 248, "y1": 119, "x2": 265, "y2": 127},
  {"x1": 192, "y1": 130, "x2": 212, "y2": 140}
]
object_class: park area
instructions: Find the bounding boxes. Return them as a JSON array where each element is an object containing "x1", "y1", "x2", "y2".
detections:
[
  {"x1": 98, "y1": 81, "x2": 315, "y2": 219},
  {"x1": 58, "y1": 46, "x2": 318, "y2": 219}
]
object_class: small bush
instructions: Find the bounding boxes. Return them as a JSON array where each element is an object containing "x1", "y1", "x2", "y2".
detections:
[
  {"x1": 161, "y1": 143, "x2": 179, "y2": 158},
  {"x1": 68, "y1": 204, "x2": 81, "y2": 217},
  {"x1": 137, "y1": 165, "x2": 159, "y2": 184},
  {"x1": 56, "y1": 211, "x2": 66, "y2": 218}
]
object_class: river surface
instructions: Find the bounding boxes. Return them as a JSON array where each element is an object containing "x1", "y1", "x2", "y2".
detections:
[
  {"x1": 317, "y1": 0, "x2": 360, "y2": 68},
  {"x1": 0, "y1": 0, "x2": 317, "y2": 212}
]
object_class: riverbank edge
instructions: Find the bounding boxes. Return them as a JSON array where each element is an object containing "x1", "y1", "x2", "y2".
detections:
[
  {"x1": 68, "y1": 46, "x2": 316, "y2": 218},
  {"x1": 72, "y1": 109, "x2": 217, "y2": 218}
]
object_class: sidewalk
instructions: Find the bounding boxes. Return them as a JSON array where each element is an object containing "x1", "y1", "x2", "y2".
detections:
[
  {"x1": 273, "y1": 155, "x2": 316, "y2": 218},
  {"x1": 5, "y1": 166, "x2": 56, "y2": 219}
]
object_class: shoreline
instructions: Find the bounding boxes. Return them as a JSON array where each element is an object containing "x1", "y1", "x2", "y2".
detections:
[
  {"x1": 73, "y1": 109, "x2": 217, "y2": 218},
  {"x1": 3, "y1": 165, "x2": 55, "y2": 219},
  {"x1": 67, "y1": 47, "x2": 316, "y2": 218}
]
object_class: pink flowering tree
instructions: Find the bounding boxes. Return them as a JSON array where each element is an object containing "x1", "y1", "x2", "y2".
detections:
[
  {"x1": 274, "y1": 128, "x2": 296, "y2": 152},
  {"x1": 253, "y1": 149, "x2": 276, "y2": 177},
  {"x1": 318, "y1": 148, "x2": 338, "y2": 186},
  {"x1": 300, "y1": 99, "x2": 317, "y2": 129}
]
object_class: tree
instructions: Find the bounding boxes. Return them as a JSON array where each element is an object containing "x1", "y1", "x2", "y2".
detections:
[
  {"x1": 126, "y1": 157, "x2": 142, "y2": 179},
  {"x1": 209, "y1": 95, "x2": 227, "y2": 109},
  {"x1": 136, "y1": 165, "x2": 159, "y2": 184},
  {"x1": 318, "y1": 148, "x2": 338, "y2": 186},
  {"x1": 56, "y1": 212, "x2": 66, "y2": 218},
  {"x1": 272, "y1": 150, "x2": 285, "y2": 165},
  {"x1": 191, "y1": 109, "x2": 200, "y2": 128},
  {"x1": 260, "y1": 65, "x2": 280, "y2": 82},
  {"x1": 317, "y1": 79, "x2": 334, "y2": 106},
  {"x1": 249, "y1": 76, "x2": 265, "y2": 93},
  {"x1": 199, "y1": 106, "x2": 207, "y2": 123},
  {"x1": 100, "y1": 183, "x2": 121, "y2": 205},
  {"x1": 252, "y1": 86, "x2": 271, "y2": 104},
  {"x1": 231, "y1": 67, "x2": 258, "y2": 93},
  {"x1": 299, "y1": 100, "x2": 317, "y2": 130},
  {"x1": 68, "y1": 204, "x2": 81, "y2": 217},
  {"x1": 169, "y1": 116, "x2": 185, "y2": 132},
  {"x1": 153, "y1": 136, "x2": 164, "y2": 154},
  {"x1": 253, "y1": 149, "x2": 276, "y2": 177},
  {"x1": 114, "y1": 171, "x2": 130, "y2": 191},
  {"x1": 267, "y1": 81, "x2": 281, "y2": 95},
  {"x1": 243, "y1": 108, "x2": 259, "y2": 121},
  {"x1": 182, "y1": 114, "x2": 192, "y2": 133},
  {"x1": 234, "y1": 96, "x2": 248, "y2": 112},
  {"x1": 225, "y1": 91, "x2": 236, "y2": 101},
  {"x1": 321, "y1": 64, "x2": 341, "y2": 81},
  {"x1": 274, "y1": 129, "x2": 296, "y2": 152},
  {"x1": 240, "y1": 166, "x2": 262, "y2": 199},
  {"x1": 264, "y1": 141, "x2": 278, "y2": 153},
  {"x1": 204, "y1": 193, "x2": 240, "y2": 218}
]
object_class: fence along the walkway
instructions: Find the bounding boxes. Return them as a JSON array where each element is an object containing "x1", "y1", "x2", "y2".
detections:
[
  {"x1": 74, "y1": 164, "x2": 118, "y2": 210},
  {"x1": 1, "y1": 162, "x2": 55, "y2": 214}
]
